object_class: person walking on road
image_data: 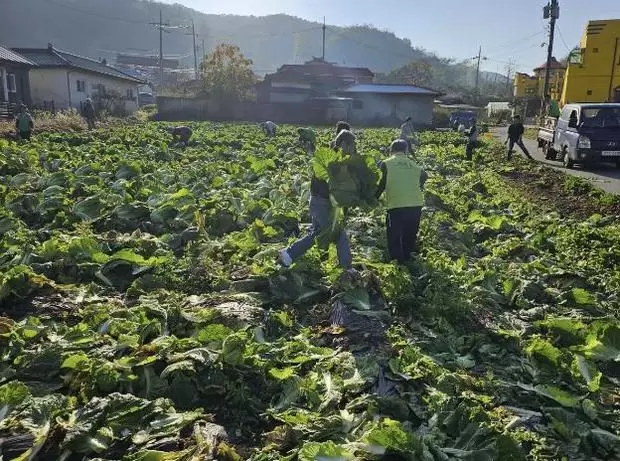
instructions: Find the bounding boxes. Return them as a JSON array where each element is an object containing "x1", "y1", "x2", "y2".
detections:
[
  {"x1": 15, "y1": 105, "x2": 34, "y2": 141},
  {"x1": 506, "y1": 115, "x2": 533, "y2": 160},
  {"x1": 279, "y1": 130, "x2": 358, "y2": 270},
  {"x1": 376, "y1": 139, "x2": 428, "y2": 264}
]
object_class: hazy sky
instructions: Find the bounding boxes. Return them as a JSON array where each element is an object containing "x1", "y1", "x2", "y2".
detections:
[{"x1": 160, "y1": 0, "x2": 619, "y2": 73}]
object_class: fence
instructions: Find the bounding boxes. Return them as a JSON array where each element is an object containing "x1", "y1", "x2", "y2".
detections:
[
  {"x1": 0, "y1": 102, "x2": 17, "y2": 119},
  {"x1": 156, "y1": 96, "x2": 334, "y2": 125}
]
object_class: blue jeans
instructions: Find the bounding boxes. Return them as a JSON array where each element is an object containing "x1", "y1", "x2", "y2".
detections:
[{"x1": 287, "y1": 195, "x2": 352, "y2": 269}]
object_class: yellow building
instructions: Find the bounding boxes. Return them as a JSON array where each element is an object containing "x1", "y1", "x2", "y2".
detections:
[
  {"x1": 513, "y1": 58, "x2": 566, "y2": 101},
  {"x1": 514, "y1": 72, "x2": 538, "y2": 98},
  {"x1": 561, "y1": 19, "x2": 620, "y2": 105}
]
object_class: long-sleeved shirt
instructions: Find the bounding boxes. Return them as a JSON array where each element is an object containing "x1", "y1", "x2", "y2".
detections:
[
  {"x1": 375, "y1": 159, "x2": 428, "y2": 199},
  {"x1": 507, "y1": 123, "x2": 525, "y2": 142},
  {"x1": 311, "y1": 176, "x2": 330, "y2": 199},
  {"x1": 468, "y1": 126, "x2": 478, "y2": 144},
  {"x1": 400, "y1": 121, "x2": 415, "y2": 139}
]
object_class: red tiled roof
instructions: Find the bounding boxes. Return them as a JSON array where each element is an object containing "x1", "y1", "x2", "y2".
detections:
[{"x1": 534, "y1": 57, "x2": 566, "y2": 71}]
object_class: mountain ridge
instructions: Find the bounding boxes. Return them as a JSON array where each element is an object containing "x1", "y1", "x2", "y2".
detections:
[{"x1": 1, "y1": 0, "x2": 508, "y2": 98}]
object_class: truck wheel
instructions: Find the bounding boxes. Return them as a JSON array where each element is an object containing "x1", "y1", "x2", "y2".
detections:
[
  {"x1": 544, "y1": 146, "x2": 555, "y2": 160},
  {"x1": 563, "y1": 150, "x2": 574, "y2": 169}
]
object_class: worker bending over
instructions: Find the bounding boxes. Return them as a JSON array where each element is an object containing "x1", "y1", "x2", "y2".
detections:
[
  {"x1": 297, "y1": 127, "x2": 317, "y2": 155},
  {"x1": 167, "y1": 126, "x2": 193, "y2": 146},
  {"x1": 260, "y1": 121, "x2": 278, "y2": 137},
  {"x1": 330, "y1": 121, "x2": 351, "y2": 149},
  {"x1": 376, "y1": 139, "x2": 428, "y2": 264}
]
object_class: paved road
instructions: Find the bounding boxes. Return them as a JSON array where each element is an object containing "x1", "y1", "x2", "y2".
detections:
[{"x1": 490, "y1": 127, "x2": 620, "y2": 195}]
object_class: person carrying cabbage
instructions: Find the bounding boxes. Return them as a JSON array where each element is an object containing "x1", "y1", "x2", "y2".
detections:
[
  {"x1": 278, "y1": 129, "x2": 361, "y2": 271},
  {"x1": 376, "y1": 139, "x2": 428, "y2": 264}
]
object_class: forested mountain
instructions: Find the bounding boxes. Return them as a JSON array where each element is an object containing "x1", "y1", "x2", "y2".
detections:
[{"x1": 1, "y1": 0, "x2": 510, "y2": 99}]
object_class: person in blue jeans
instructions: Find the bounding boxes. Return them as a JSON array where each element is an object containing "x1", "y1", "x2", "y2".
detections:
[{"x1": 279, "y1": 130, "x2": 357, "y2": 270}]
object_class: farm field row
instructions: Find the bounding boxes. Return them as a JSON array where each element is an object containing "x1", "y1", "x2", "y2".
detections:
[{"x1": 0, "y1": 123, "x2": 618, "y2": 460}]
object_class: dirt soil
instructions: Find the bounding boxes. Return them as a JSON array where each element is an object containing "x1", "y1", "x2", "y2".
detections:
[{"x1": 500, "y1": 166, "x2": 620, "y2": 220}]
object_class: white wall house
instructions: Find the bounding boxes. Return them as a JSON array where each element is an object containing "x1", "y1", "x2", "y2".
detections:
[
  {"x1": 338, "y1": 84, "x2": 441, "y2": 127},
  {"x1": 14, "y1": 44, "x2": 143, "y2": 114},
  {"x1": 486, "y1": 101, "x2": 512, "y2": 117}
]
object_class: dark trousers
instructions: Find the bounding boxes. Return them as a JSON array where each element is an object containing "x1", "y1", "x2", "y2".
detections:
[
  {"x1": 19, "y1": 131, "x2": 31, "y2": 140},
  {"x1": 86, "y1": 117, "x2": 96, "y2": 130},
  {"x1": 386, "y1": 207, "x2": 422, "y2": 264},
  {"x1": 466, "y1": 141, "x2": 476, "y2": 160},
  {"x1": 507, "y1": 139, "x2": 532, "y2": 159}
]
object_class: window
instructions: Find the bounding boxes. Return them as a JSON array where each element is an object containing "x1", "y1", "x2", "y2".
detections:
[
  {"x1": 7, "y1": 74, "x2": 16, "y2": 93},
  {"x1": 126, "y1": 88, "x2": 134, "y2": 99},
  {"x1": 560, "y1": 106, "x2": 574, "y2": 121},
  {"x1": 352, "y1": 100, "x2": 363, "y2": 109},
  {"x1": 587, "y1": 90, "x2": 593, "y2": 96},
  {"x1": 568, "y1": 48, "x2": 584, "y2": 65},
  {"x1": 76, "y1": 80, "x2": 86, "y2": 92},
  {"x1": 593, "y1": 48, "x2": 599, "y2": 53},
  {"x1": 581, "y1": 107, "x2": 620, "y2": 128}
]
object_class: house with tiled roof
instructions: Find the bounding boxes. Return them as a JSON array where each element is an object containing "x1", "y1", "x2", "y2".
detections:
[
  {"x1": 13, "y1": 43, "x2": 144, "y2": 113},
  {"x1": 0, "y1": 43, "x2": 35, "y2": 113},
  {"x1": 514, "y1": 57, "x2": 567, "y2": 102}
]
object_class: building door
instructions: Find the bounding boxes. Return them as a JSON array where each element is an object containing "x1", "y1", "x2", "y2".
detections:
[
  {"x1": 615, "y1": 87, "x2": 620, "y2": 103},
  {"x1": 0, "y1": 67, "x2": 6, "y2": 103}
]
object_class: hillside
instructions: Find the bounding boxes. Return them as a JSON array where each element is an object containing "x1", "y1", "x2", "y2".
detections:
[{"x1": 1, "y1": 0, "x2": 507, "y2": 98}]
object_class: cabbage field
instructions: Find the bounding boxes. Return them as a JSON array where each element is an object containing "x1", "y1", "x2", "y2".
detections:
[{"x1": 0, "y1": 123, "x2": 619, "y2": 461}]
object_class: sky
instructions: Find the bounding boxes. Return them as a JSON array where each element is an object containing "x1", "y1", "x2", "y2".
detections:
[{"x1": 159, "y1": 0, "x2": 620, "y2": 74}]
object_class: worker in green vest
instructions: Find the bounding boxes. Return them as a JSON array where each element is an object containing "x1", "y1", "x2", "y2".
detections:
[
  {"x1": 15, "y1": 104, "x2": 34, "y2": 141},
  {"x1": 376, "y1": 139, "x2": 428, "y2": 264},
  {"x1": 297, "y1": 127, "x2": 317, "y2": 155}
]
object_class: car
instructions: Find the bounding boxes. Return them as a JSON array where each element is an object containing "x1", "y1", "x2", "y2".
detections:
[
  {"x1": 138, "y1": 92, "x2": 155, "y2": 106},
  {"x1": 537, "y1": 103, "x2": 620, "y2": 169},
  {"x1": 449, "y1": 111, "x2": 476, "y2": 130}
]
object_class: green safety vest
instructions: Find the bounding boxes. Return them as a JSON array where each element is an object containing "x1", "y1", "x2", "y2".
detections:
[
  {"x1": 384, "y1": 155, "x2": 424, "y2": 209},
  {"x1": 16, "y1": 113, "x2": 32, "y2": 132}
]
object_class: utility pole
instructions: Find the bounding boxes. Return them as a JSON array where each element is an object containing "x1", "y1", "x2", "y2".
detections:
[
  {"x1": 202, "y1": 40, "x2": 206, "y2": 61},
  {"x1": 505, "y1": 60, "x2": 515, "y2": 96},
  {"x1": 541, "y1": 0, "x2": 559, "y2": 114},
  {"x1": 322, "y1": 17, "x2": 326, "y2": 61},
  {"x1": 159, "y1": 9, "x2": 164, "y2": 86},
  {"x1": 192, "y1": 20, "x2": 198, "y2": 79},
  {"x1": 475, "y1": 46, "x2": 482, "y2": 91}
]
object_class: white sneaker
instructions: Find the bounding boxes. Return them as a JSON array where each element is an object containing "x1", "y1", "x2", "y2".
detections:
[{"x1": 278, "y1": 249, "x2": 293, "y2": 268}]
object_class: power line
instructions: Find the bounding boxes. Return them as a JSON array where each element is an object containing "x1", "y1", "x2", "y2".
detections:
[
  {"x1": 484, "y1": 32, "x2": 547, "y2": 61},
  {"x1": 483, "y1": 29, "x2": 547, "y2": 57},
  {"x1": 557, "y1": 26, "x2": 572, "y2": 53},
  {"x1": 45, "y1": 0, "x2": 152, "y2": 25}
]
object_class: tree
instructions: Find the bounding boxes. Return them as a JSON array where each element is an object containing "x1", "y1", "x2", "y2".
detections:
[
  {"x1": 377, "y1": 61, "x2": 433, "y2": 87},
  {"x1": 199, "y1": 44, "x2": 255, "y2": 102}
]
